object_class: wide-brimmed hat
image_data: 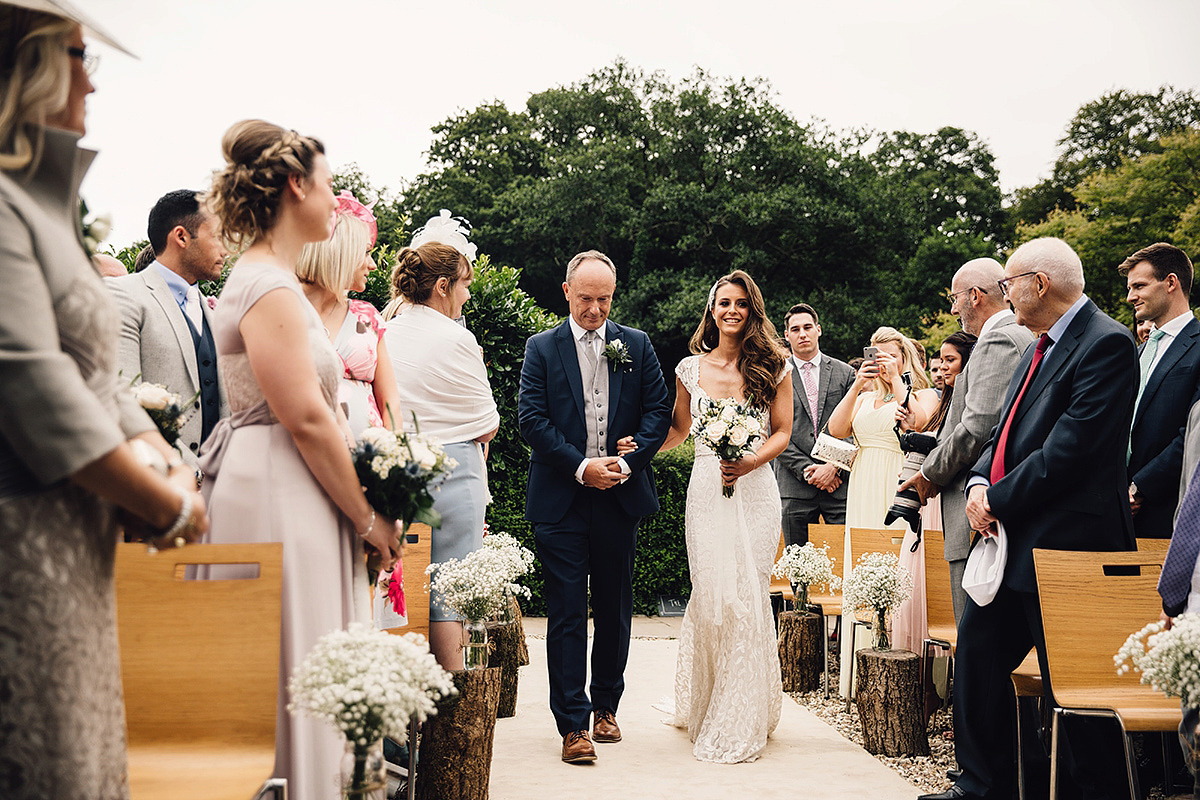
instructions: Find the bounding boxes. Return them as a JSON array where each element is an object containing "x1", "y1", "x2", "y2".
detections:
[{"x1": 3, "y1": 0, "x2": 134, "y2": 57}]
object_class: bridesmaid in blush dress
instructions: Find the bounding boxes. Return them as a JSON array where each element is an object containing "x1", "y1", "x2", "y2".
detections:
[{"x1": 200, "y1": 120, "x2": 404, "y2": 800}]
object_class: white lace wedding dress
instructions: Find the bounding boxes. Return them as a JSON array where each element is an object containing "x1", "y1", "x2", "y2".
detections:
[{"x1": 672, "y1": 356, "x2": 784, "y2": 763}]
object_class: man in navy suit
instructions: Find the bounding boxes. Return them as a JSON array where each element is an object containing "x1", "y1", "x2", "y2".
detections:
[
  {"x1": 920, "y1": 238, "x2": 1138, "y2": 800},
  {"x1": 518, "y1": 250, "x2": 671, "y2": 763},
  {"x1": 1123, "y1": 243, "x2": 1200, "y2": 539}
]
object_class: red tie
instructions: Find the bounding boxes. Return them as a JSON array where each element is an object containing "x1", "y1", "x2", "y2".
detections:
[{"x1": 990, "y1": 333, "x2": 1053, "y2": 484}]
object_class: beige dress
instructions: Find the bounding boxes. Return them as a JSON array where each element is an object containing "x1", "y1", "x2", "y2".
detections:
[{"x1": 201, "y1": 262, "x2": 364, "y2": 800}]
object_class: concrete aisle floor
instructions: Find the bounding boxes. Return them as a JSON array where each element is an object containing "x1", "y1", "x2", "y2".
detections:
[{"x1": 489, "y1": 616, "x2": 920, "y2": 800}]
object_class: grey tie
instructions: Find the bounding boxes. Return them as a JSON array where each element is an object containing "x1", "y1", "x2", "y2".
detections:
[{"x1": 583, "y1": 330, "x2": 600, "y2": 370}]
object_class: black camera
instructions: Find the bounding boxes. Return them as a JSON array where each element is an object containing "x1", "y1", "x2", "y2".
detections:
[{"x1": 883, "y1": 431, "x2": 940, "y2": 533}]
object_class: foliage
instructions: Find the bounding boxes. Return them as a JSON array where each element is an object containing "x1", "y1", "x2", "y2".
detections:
[{"x1": 917, "y1": 311, "x2": 963, "y2": 355}]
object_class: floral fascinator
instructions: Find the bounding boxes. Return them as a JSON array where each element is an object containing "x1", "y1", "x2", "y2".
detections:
[
  {"x1": 410, "y1": 209, "x2": 477, "y2": 263},
  {"x1": 334, "y1": 190, "x2": 377, "y2": 247}
]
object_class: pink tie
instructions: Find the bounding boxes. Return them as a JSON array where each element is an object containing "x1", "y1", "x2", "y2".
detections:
[{"x1": 801, "y1": 361, "x2": 819, "y2": 437}]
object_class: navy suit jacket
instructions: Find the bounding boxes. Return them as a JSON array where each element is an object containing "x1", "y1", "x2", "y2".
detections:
[
  {"x1": 519, "y1": 319, "x2": 672, "y2": 524},
  {"x1": 971, "y1": 298, "x2": 1138, "y2": 593},
  {"x1": 1128, "y1": 315, "x2": 1200, "y2": 538}
]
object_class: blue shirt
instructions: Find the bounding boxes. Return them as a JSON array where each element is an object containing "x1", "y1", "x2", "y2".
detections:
[{"x1": 150, "y1": 260, "x2": 194, "y2": 318}]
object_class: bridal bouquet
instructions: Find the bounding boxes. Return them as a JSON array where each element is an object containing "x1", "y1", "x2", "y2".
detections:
[
  {"x1": 1115, "y1": 614, "x2": 1200, "y2": 707},
  {"x1": 352, "y1": 424, "x2": 457, "y2": 533},
  {"x1": 691, "y1": 397, "x2": 765, "y2": 497},
  {"x1": 772, "y1": 542, "x2": 840, "y2": 609},
  {"x1": 841, "y1": 551, "x2": 912, "y2": 651},
  {"x1": 131, "y1": 378, "x2": 196, "y2": 447},
  {"x1": 289, "y1": 623, "x2": 455, "y2": 796}
]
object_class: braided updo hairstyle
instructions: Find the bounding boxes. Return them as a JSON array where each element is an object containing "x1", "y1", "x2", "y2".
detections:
[
  {"x1": 384, "y1": 242, "x2": 468, "y2": 318},
  {"x1": 207, "y1": 119, "x2": 324, "y2": 248}
]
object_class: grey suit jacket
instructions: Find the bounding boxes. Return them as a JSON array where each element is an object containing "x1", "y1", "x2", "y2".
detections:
[
  {"x1": 105, "y1": 267, "x2": 228, "y2": 464},
  {"x1": 774, "y1": 353, "x2": 857, "y2": 500},
  {"x1": 1175, "y1": 398, "x2": 1200, "y2": 525},
  {"x1": 922, "y1": 313, "x2": 1035, "y2": 561}
]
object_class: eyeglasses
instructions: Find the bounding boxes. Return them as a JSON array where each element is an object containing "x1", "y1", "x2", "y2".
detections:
[
  {"x1": 997, "y1": 271, "x2": 1040, "y2": 296},
  {"x1": 67, "y1": 46, "x2": 98, "y2": 76},
  {"x1": 946, "y1": 286, "x2": 988, "y2": 306}
]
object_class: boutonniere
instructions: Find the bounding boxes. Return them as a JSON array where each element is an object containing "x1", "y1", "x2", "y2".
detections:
[
  {"x1": 603, "y1": 339, "x2": 633, "y2": 372},
  {"x1": 205, "y1": 296, "x2": 217, "y2": 311}
]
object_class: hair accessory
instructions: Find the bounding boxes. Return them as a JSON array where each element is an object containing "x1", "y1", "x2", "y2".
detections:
[
  {"x1": 334, "y1": 190, "x2": 377, "y2": 247},
  {"x1": 410, "y1": 209, "x2": 477, "y2": 262},
  {"x1": 706, "y1": 280, "x2": 722, "y2": 309}
]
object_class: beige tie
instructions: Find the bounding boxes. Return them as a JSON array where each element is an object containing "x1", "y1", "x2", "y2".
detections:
[
  {"x1": 583, "y1": 330, "x2": 599, "y2": 369},
  {"x1": 184, "y1": 284, "x2": 204, "y2": 330}
]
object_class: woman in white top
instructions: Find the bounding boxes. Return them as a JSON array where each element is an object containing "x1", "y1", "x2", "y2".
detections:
[{"x1": 384, "y1": 241, "x2": 499, "y2": 669}]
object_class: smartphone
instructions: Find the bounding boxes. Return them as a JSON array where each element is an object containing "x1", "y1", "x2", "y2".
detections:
[{"x1": 863, "y1": 346, "x2": 878, "y2": 363}]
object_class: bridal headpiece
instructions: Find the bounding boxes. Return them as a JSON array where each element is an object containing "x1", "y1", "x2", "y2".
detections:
[
  {"x1": 410, "y1": 209, "x2": 477, "y2": 262},
  {"x1": 334, "y1": 191, "x2": 377, "y2": 247}
]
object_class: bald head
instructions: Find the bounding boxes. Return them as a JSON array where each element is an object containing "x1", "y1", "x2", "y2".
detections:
[
  {"x1": 92, "y1": 253, "x2": 127, "y2": 278},
  {"x1": 951, "y1": 257, "x2": 1009, "y2": 335},
  {"x1": 1007, "y1": 237, "x2": 1084, "y2": 300}
]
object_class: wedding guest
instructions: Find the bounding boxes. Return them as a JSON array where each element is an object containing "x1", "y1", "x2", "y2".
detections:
[
  {"x1": 0, "y1": 6, "x2": 208, "y2": 797},
  {"x1": 92, "y1": 252, "x2": 126, "y2": 277},
  {"x1": 1136, "y1": 318, "x2": 1154, "y2": 344},
  {"x1": 383, "y1": 229, "x2": 499, "y2": 670},
  {"x1": 297, "y1": 190, "x2": 400, "y2": 435},
  {"x1": 201, "y1": 119, "x2": 403, "y2": 800},
  {"x1": 133, "y1": 241, "x2": 155, "y2": 272}
]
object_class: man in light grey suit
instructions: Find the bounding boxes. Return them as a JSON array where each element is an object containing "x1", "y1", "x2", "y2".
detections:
[
  {"x1": 107, "y1": 190, "x2": 228, "y2": 465},
  {"x1": 774, "y1": 303, "x2": 857, "y2": 547},
  {"x1": 899, "y1": 259, "x2": 1034, "y2": 623}
]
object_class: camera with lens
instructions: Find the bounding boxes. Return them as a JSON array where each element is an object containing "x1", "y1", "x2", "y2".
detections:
[{"x1": 884, "y1": 431, "x2": 940, "y2": 533}]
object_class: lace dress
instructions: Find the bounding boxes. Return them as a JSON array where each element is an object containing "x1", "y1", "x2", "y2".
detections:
[
  {"x1": 672, "y1": 356, "x2": 784, "y2": 763},
  {"x1": 333, "y1": 299, "x2": 385, "y2": 435}
]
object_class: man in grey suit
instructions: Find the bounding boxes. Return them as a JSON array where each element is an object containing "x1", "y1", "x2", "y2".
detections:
[
  {"x1": 107, "y1": 190, "x2": 228, "y2": 465},
  {"x1": 899, "y1": 258, "x2": 1034, "y2": 623},
  {"x1": 773, "y1": 303, "x2": 856, "y2": 548}
]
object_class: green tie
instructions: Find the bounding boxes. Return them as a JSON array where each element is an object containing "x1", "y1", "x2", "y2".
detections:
[{"x1": 1130, "y1": 328, "x2": 1166, "y2": 462}]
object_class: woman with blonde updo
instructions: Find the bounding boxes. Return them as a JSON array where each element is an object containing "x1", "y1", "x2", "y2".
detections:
[
  {"x1": 827, "y1": 325, "x2": 938, "y2": 698},
  {"x1": 384, "y1": 231, "x2": 499, "y2": 670},
  {"x1": 202, "y1": 119, "x2": 403, "y2": 799},
  {"x1": 297, "y1": 191, "x2": 401, "y2": 435}
]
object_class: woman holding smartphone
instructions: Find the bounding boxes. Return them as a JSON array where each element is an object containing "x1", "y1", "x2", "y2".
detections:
[{"x1": 827, "y1": 326, "x2": 937, "y2": 699}]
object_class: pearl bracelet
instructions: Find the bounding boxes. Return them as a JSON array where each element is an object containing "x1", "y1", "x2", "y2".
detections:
[
  {"x1": 161, "y1": 490, "x2": 192, "y2": 541},
  {"x1": 357, "y1": 509, "x2": 376, "y2": 539}
]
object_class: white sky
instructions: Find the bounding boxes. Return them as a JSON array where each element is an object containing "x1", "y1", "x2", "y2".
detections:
[{"x1": 79, "y1": 0, "x2": 1200, "y2": 248}]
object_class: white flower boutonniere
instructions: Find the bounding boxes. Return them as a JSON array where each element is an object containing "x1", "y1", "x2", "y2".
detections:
[{"x1": 603, "y1": 339, "x2": 633, "y2": 373}]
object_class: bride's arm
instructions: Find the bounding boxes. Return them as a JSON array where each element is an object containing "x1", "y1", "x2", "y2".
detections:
[{"x1": 659, "y1": 377, "x2": 693, "y2": 452}]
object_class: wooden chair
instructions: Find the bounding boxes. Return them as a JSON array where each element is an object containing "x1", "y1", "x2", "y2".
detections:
[
  {"x1": 384, "y1": 522, "x2": 433, "y2": 638},
  {"x1": 115, "y1": 542, "x2": 284, "y2": 800},
  {"x1": 845, "y1": 527, "x2": 907, "y2": 706},
  {"x1": 1136, "y1": 537, "x2": 1171, "y2": 554},
  {"x1": 1033, "y1": 548, "x2": 1182, "y2": 800},
  {"x1": 921, "y1": 529, "x2": 955, "y2": 708}
]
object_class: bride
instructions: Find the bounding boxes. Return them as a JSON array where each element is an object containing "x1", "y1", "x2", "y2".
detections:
[{"x1": 647, "y1": 270, "x2": 793, "y2": 763}]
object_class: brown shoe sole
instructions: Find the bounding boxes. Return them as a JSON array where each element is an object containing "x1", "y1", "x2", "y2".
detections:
[
  {"x1": 562, "y1": 748, "x2": 597, "y2": 763},
  {"x1": 593, "y1": 730, "x2": 622, "y2": 743}
]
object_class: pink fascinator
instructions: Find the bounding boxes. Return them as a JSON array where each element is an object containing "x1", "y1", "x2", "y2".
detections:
[{"x1": 334, "y1": 190, "x2": 377, "y2": 248}]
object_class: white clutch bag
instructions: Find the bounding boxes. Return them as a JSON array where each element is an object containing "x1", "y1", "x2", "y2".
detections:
[
  {"x1": 963, "y1": 523, "x2": 1008, "y2": 606},
  {"x1": 811, "y1": 431, "x2": 858, "y2": 472}
]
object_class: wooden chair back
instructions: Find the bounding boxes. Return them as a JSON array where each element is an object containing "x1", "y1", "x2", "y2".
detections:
[
  {"x1": 385, "y1": 522, "x2": 432, "y2": 638},
  {"x1": 1032, "y1": 549, "x2": 1168, "y2": 696},
  {"x1": 922, "y1": 529, "x2": 956, "y2": 633},
  {"x1": 848, "y1": 527, "x2": 907, "y2": 569},
  {"x1": 1136, "y1": 537, "x2": 1170, "y2": 554},
  {"x1": 808, "y1": 523, "x2": 846, "y2": 578},
  {"x1": 116, "y1": 542, "x2": 282, "y2": 746}
]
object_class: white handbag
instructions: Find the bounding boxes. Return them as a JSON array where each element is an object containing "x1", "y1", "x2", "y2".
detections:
[
  {"x1": 811, "y1": 429, "x2": 858, "y2": 472},
  {"x1": 963, "y1": 522, "x2": 1008, "y2": 606}
]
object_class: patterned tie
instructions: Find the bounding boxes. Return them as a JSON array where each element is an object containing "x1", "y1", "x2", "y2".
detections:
[
  {"x1": 801, "y1": 361, "x2": 819, "y2": 437},
  {"x1": 990, "y1": 333, "x2": 1053, "y2": 484},
  {"x1": 184, "y1": 284, "x2": 204, "y2": 330},
  {"x1": 1158, "y1": 458, "x2": 1200, "y2": 613}
]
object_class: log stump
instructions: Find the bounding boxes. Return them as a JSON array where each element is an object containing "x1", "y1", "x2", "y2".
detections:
[
  {"x1": 416, "y1": 667, "x2": 502, "y2": 800},
  {"x1": 485, "y1": 619, "x2": 521, "y2": 718},
  {"x1": 777, "y1": 610, "x2": 823, "y2": 692},
  {"x1": 508, "y1": 596, "x2": 529, "y2": 666},
  {"x1": 854, "y1": 649, "x2": 930, "y2": 757}
]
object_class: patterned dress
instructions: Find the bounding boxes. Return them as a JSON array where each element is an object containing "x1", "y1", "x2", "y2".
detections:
[{"x1": 333, "y1": 299, "x2": 386, "y2": 435}]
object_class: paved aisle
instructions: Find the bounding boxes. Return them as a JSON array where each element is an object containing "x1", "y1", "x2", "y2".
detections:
[{"x1": 489, "y1": 617, "x2": 918, "y2": 800}]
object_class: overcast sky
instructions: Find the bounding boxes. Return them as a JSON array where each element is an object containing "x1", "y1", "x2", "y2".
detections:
[{"x1": 79, "y1": 0, "x2": 1200, "y2": 249}]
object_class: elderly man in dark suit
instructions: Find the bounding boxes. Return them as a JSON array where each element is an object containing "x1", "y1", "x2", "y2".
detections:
[
  {"x1": 900, "y1": 259, "x2": 1034, "y2": 623},
  {"x1": 773, "y1": 303, "x2": 855, "y2": 548},
  {"x1": 1123, "y1": 243, "x2": 1200, "y2": 539},
  {"x1": 920, "y1": 238, "x2": 1138, "y2": 800},
  {"x1": 519, "y1": 250, "x2": 671, "y2": 764}
]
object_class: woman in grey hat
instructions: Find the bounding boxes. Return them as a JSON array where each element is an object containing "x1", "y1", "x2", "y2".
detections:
[{"x1": 0, "y1": 5, "x2": 208, "y2": 797}]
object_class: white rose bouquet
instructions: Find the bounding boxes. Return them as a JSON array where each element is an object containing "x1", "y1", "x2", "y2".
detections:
[
  {"x1": 131, "y1": 378, "x2": 196, "y2": 447},
  {"x1": 690, "y1": 396, "x2": 765, "y2": 497},
  {"x1": 841, "y1": 551, "x2": 912, "y2": 650},
  {"x1": 352, "y1": 423, "x2": 457, "y2": 534},
  {"x1": 772, "y1": 542, "x2": 840, "y2": 609},
  {"x1": 288, "y1": 623, "x2": 455, "y2": 795},
  {"x1": 1115, "y1": 613, "x2": 1200, "y2": 707}
]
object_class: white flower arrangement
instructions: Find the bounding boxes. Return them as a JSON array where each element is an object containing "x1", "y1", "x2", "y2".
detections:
[
  {"x1": 288, "y1": 623, "x2": 456, "y2": 748},
  {"x1": 426, "y1": 545, "x2": 533, "y2": 622},
  {"x1": 1115, "y1": 613, "x2": 1200, "y2": 707},
  {"x1": 130, "y1": 378, "x2": 196, "y2": 447},
  {"x1": 352, "y1": 424, "x2": 458, "y2": 532},
  {"x1": 772, "y1": 542, "x2": 840, "y2": 607},
  {"x1": 841, "y1": 551, "x2": 912, "y2": 616},
  {"x1": 691, "y1": 397, "x2": 765, "y2": 497}
]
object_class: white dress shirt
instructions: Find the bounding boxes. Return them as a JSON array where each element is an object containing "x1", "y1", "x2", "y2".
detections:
[{"x1": 567, "y1": 316, "x2": 630, "y2": 484}]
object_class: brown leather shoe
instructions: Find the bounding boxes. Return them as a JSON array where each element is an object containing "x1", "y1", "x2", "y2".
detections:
[
  {"x1": 593, "y1": 709, "x2": 622, "y2": 743},
  {"x1": 561, "y1": 730, "x2": 597, "y2": 763}
]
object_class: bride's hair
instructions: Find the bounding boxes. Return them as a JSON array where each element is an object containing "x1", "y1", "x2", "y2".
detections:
[{"x1": 688, "y1": 270, "x2": 786, "y2": 409}]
